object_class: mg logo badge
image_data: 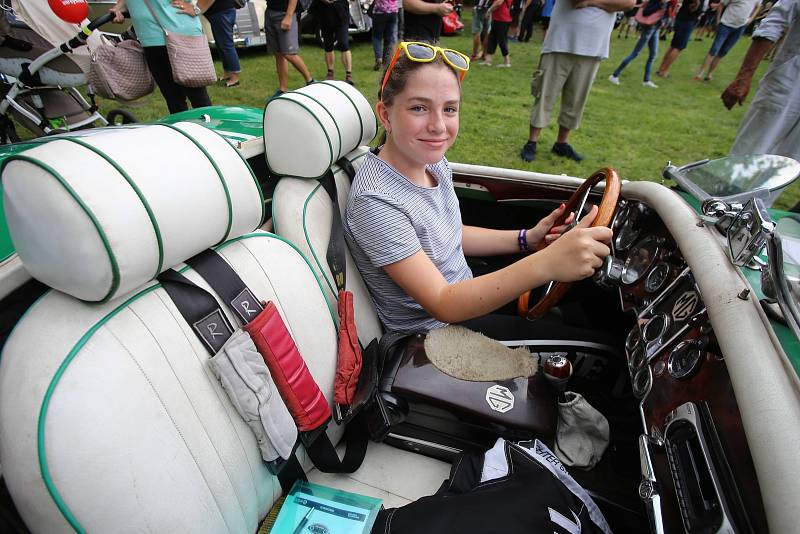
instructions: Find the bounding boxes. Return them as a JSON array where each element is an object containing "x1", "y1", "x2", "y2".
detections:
[
  {"x1": 672, "y1": 291, "x2": 699, "y2": 321},
  {"x1": 486, "y1": 385, "x2": 514, "y2": 413}
]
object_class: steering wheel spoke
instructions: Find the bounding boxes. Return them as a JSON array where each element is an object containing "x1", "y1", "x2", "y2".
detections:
[{"x1": 518, "y1": 168, "x2": 621, "y2": 320}]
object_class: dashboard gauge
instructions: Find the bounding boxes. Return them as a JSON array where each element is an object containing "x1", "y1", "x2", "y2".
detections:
[
  {"x1": 622, "y1": 236, "x2": 660, "y2": 285},
  {"x1": 643, "y1": 313, "x2": 669, "y2": 343},
  {"x1": 629, "y1": 346, "x2": 646, "y2": 371},
  {"x1": 645, "y1": 263, "x2": 670, "y2": 293},
  {"x1": 614, "y1": 203, "x2": 647, "y2": 252},
  {"x1": 667, "y1": 341, "x2": 704, "y2": 379},
  {"x1": 632, "y1": 365, "x2": 652, "y2": 399},
  {"x1": 625, "y1": 324, "x2": 643, "y2": 353}
]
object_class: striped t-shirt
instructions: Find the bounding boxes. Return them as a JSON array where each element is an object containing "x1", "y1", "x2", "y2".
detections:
[{"x1": 344, "y1": 152, "x2": 473, "y2": 334}]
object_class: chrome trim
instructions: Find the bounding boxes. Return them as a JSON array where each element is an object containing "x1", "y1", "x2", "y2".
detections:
[
  {"x1": 633, "y1": 365, "x2": 653, "y2": 399},
  {"x1": 664, "y1": 403, "x2": 737, "y2": 534},
  {"x1": 666, "y1": 340, "x2": 704, "y2": 379},
  {"x1": 639, "y1": 434, "x2": 666, "y2": 534},
  {"x1": 386, "y1": 433, "x2": 463, "y2": 455}
]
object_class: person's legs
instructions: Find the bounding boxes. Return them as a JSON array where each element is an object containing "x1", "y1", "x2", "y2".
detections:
[
  {"x1": 554, "y1": 54, "x2": 601, "y2": 160},
  {"x1": 706, "y1": 24, "x2": 746, "y2": 79},
  {"x1": 697, "y1": 23, "x2": 731, "y2": 79},
  {"x1": 372, "y1": 13, "x2": 387, "y2": 64},
  {"x1": 484, "y1": 22, "x2": 500, "y2": 65},
  {"x1": 496, "y1": 21, "x2": 511, "y2": 65},
  {"x1": 383, "y1": 13, "x2": 398, "y2": 63},
  {"x1": 334, "y1": 20, "x2": 353, "y2": 83},
  {"x1": 275, "y1": 53, "x2": 289, "y2": 91},
  {"x1": 184, "y1": 86, "x2": 212, "y2": 109},
  {"x1": 285, "y1": 54, "x2": 313, "y2": 83},
  {"x1": 612, "y1": 26, "x2": 653, "y2": 79},
  {"x1": 656, "y1": 47, "x2": 680, "y2": 76},
  {"x1": 643, "y1": 26, "x2": 659, "y2": 83},
  {"x1": 207, "y1": 9, "x2": 241, "y2": 84},
  {"x1": 144, "y1": 46, "x2": 189, "y2": 114}
]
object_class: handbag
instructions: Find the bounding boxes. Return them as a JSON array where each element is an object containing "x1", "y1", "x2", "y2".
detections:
[
  {"x1": 634, "y1": 0, "x2": 666, "y2": 25},
  {"x1": 142, "y1": 0, "x2": 217, "y2": 88},
  {"x1": 88, "y1": 36, "x2": 155, "y2": 101}
]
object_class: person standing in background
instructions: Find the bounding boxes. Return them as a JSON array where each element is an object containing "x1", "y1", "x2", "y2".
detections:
[
  {"x1": 264, "y1": 0, "x2": 314, "y2": 96},
  {"x1": 520, "y1": 0, "x2": 635, "y2": 163},
  {"x1": 471, "y1": 0, "x2": 492, "y2": 59},
  {"x1": 110, "y1": 0, "x2": 213, "y2": 114},
  {"x1": 656, "y1": 0, "x2": 713, "y2": 78},
  {"x1": 403, "y1": 0, "x2": 453, "y2": 42},
  {"x1": 482, "y1": 0, "x2": 513, "y2": 66},
  {"x1": 371, "y1": 0, "x2": 400, "y2": 70},
  {"x1": 608, "y1": 0, "x2": 674, "y2": 88},
  {"x1": 518, "y1": 0, "x2": 539, "y2": 42},
  {"x1": 694, "y1": 0, "x2": 760, "y2": 80},
  {"x1": 722, "y1": 0, "x2": 799, "y2": 188},
  {"x1": 317, "y1": 0, "x2": 355, "y2": 84},
  {"x1": 204, "y1": 0, "x2": 241, "y2": 87},
  {"x1": 539, "y1": 0, "x2": 554, "y2": 39}
]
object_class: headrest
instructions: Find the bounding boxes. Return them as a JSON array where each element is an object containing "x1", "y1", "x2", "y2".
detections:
[
  {"x1": 263, "y1": 81, "x2": 376, "y2": 179},
  {"x1": 1, "y1": 122, "x2": 264, "y2": 303}
]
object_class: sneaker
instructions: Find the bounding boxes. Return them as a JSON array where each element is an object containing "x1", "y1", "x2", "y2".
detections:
[
  {"x1": 497, "y1": 63, "x2": 511, "y2": 68},
  {"x1": 480, "y1": 61, "x2": 493, "y2": 66},
  {"x1": 520, "y1": 140, "x2": 537, "y2": 162},
  {"x1": 552, "y1": 142, "x2": 583, "y2": 162},
  {"x1": 642, "y1": 80, "x2": 658, "y2": 88},
  {"x1": 608, "y1": 75, "x2": 620, "y2": 85},
  {"x1": 269, "y1": 89, "x2": 285, "y2": 100},
  {"x1": 305, "y1": 78, "x2": 316, "y2": 86}
]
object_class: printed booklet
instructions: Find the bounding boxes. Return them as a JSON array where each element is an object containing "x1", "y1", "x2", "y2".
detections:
[{"x1": 271, "y1": 480, "x2": 382, "y2": 534}]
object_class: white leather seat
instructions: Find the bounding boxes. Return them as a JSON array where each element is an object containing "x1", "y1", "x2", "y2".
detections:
[{"x1": 0, "y1": 110, "x2": 447, "y2": 533}]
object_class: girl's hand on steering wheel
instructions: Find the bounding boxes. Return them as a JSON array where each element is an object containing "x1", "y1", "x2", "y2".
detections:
[
  {"x1": 526, "y1": 203, "x2": 575, "y2": 250},
  {"x1": 538, "y1": 205, "x2": 612, "y2": 282}
]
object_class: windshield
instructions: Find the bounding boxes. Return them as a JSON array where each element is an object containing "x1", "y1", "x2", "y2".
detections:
[
  {"x1": 681, "y1": 155, "x2": 800, "y2": 198},
  {"x1": 777, "y1": 217, "x2": 800, "y2": 307}
]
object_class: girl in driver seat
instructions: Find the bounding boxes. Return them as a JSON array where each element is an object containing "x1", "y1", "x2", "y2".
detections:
[{"x1": 344, "y1": 42, "x2": 614, "y2": 338}]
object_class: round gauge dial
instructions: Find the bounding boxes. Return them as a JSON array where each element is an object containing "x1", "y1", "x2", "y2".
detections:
[
  {"x1": 668, "y1": 341, "x2": 704, "y2": 379},
  {"x1": 632, "y1": 365, "x2": 652, "y2": 399},
  {"x1": 642, "y1": 313, "x2": 669, "y2": 343},
  {"x1": 625, "y1": 324, "x2": 642, "y2": 353},
  {"x1": 629, "y1": 346, "x2": 646, "y2": 371},
  {"x1": 645, "y1": 263, "x2": 670, "y2": 293},
  {"x1": 614, "y1": 203, "x2": 646, "y2": 252},
  {"x1": 622, "y1": 236, "x2": 660, "y2": 285}
]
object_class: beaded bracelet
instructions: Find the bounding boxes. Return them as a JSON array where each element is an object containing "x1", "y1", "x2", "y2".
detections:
[{"x1": 518, "y1": 228, "x2": 529, "y2": 252}]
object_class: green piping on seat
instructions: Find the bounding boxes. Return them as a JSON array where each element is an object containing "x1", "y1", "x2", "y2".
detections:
[
  {"x1": 37, "y1": 232, "x2": 336, "y2": 533},
  {"x1": 318, "y1": 81, "x2": 364, "y2": 146},
  {"x1": 157, "y1": 123, "x2": 234, "y2": 244},
  {"x1": 291, "y1": 92, "x2": 342, "y2": 165},
  {"x1": 170, "y1": 121, "x2": 266, "y2": 228},
  {"x1": 262, "y1": 96, "x2": 334, "y2": 180},
  {"x1": 1, "y1": 155, "x2": 120, "y2": 304},
  {"x1": 297, "y1": 150, "x2": 369, "y2": 299},
  {"x1": 59, "y1": 137, "x2": 165, "y2": 279}
]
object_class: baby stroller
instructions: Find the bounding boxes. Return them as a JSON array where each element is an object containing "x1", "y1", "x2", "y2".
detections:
[{"x1": 0, "y1": 7, "x2": 136, "y2": 144}]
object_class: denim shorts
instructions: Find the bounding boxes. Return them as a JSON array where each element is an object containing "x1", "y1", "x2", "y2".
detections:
[
  {"x1": 708, "y1": 23, "x2": 746, "y2": 57},
  {"x1": 670, "y1": 18, "x2": 697, "y2": 50},
  {"x1": 472, "y1": 8, "x2": 491, "y2": 34}
]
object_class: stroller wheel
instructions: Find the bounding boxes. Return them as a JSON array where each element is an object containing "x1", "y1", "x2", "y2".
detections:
[
  {"x1": 106, "y1": 109, "x2": 139, "y2": 125},
  {"x1": 0, "y1": 115, "x2": 20, "y2": 145}
]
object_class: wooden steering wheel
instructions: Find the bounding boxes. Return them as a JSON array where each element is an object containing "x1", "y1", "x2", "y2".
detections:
[{"x1": 517, "y1": 168, "x2": 621, "y2": 320}]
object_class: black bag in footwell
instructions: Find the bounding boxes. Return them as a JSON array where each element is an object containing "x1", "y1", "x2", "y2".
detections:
[{"x1": 372, "y1": 439, "x2": 613, "y2": 534}]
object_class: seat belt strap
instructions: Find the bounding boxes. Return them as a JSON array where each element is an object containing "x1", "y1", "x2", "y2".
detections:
[
  {"x1": 186, "y1": 249, "x2": 264, "y2": 325},
  {"x1": 157, "y1": 269, "x2": 234, "y2": 355},
  {"x1": 319, "y1": 156, "x2": 357, "y2": 294},
  {"x1": 158, "y1": 268, "x2": 308, "y2": 487},
  {"x1": 187, "y1": 248, "x2": 369, "y2": 475}
]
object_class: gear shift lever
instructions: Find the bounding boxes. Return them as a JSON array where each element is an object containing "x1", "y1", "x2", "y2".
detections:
[{"x1": 543, "y1": 355, "x2": 572, "y2": 403}]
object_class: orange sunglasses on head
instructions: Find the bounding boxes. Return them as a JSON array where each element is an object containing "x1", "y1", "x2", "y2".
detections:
[{"x1": 380, "y1": 42, "x2": 470, "y2": 101}]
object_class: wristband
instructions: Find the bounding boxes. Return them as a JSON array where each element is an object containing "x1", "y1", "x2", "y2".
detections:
[
  {"x1": 192, "y1": 4, "x2": 202, "y2": 15},
  {"x1": 518, "y1": 229, "x2": 529, "y2": 252}
]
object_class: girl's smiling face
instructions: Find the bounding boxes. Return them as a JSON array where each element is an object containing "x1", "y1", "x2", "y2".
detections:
[{"x1": 377, "y1": 63, "x2": 461, "y2": 174}]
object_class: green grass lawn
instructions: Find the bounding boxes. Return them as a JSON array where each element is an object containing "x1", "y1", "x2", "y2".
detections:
[{"x1": 96, "y1": 14, "x2": 800, "y2": 208}]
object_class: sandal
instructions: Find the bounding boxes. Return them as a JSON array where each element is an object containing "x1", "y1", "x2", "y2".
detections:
[
  {"x1": 326, "y1": 69, "x2": 335, "y2": 80},
  {"x1": 225, "y1": 80, "x2": 240, "y2": 88}
]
